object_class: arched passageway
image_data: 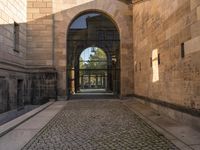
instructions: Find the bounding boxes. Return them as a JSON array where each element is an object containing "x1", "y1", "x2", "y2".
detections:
[{"x1": 67, "y1": 12, "x2": 120, "y2": 98}]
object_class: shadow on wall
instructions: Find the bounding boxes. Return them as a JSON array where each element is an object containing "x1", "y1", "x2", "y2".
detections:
[
  {"x1": 0, "y1": 20, "x2": 57, "y2": 112},
  {"x1": 0, "y1": 0, "x2": 133, "y2": 113},
  {"x1": 26, "y1": 0, "x2": 133, "y2": 96},
  {"x1": 0, "y1": 2, "x2": 96, "y2": 113},
  {"x1": 0, "y1": 67, "x2": 57, "y2": 113}
]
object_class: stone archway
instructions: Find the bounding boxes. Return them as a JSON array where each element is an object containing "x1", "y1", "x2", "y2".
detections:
[
  {"x1": 54, "y1": 0, "x2": 133, "y2": 98},
  {"x1": 67, "y1": 11, "x2": 120, "y2": 97},
  {"x1": 77, "y1": 47, "x2": 109, "y2": 93}
]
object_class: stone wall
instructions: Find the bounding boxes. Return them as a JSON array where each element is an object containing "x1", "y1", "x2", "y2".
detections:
[
  {"x1": 53, "y1": 0, "x2": 134, "y2": 97},
  {"x1": 0, "y1": 0, "x2": 57, "y2": 113},
  {"x1": 0, "y1": 0, "x2": 27, "y2": 65},
  {"x1": 0, "y1": 0, "x2": 133, "y2": 113},
  {"x1": 25, "y1": 0, "x2": 134, "y2": 97},
  {"x1": 2, "y1": 0, "x2": 200, "y2": 115},
  {"x1": 27, "y1": 0, "x2": 53, "y2": 66},
  {"x1": 0, "y1": 69, "x2": 57, "y2": 113},
  {"x1": 26, "y1": 0, "x2": 57, "y2": 106},
  {"x1": 25, "y1": 72, "x2": 57, "y2": 105},
  {"x1": 0, "y1": 0, "x2": 27, "y2": 112},
  {"x1": 0, "y1": 78, "x2": 9, "y2": 113},
  {"x1": 133, "y1": 0, "x2": 200, "y2": 110}
]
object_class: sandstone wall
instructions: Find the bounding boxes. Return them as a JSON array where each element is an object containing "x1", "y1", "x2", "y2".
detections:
[
  {"x1": 133, "y1": 0, "x2": 200, "y2": 109},
  {"x1": 27, "y1": 0, "x2": 53, "y2": 66},
  {"x1": 26, "y1": 0, "x2": 134, "y2": 97},
  {"x1": 25, "y1": 72, "x2": 57, "y2": 105},
  {"x1": 0, "y1": 0, "x2": 57, "y2": 113},
  {"x1": 0, "y1": 0, "x2": 27, "y2": 112},
  {"x1": 25, "y1": 0, "x2": 57, "y2": 107},
  {"x1": 0, "y1": 0, "x2": 26, "y2": 65},
  {"x1": 53, "y1": 0, "x2": 134, "y2": 96}
]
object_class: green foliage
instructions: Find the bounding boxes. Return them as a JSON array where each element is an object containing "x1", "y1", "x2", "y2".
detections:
[{"x1": 80, "y1": 48, "x2": 107, "y2": 69}]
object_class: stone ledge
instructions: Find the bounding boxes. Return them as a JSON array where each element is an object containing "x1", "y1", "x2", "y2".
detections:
[
  {"x1": 130, "y1": 95, "x2": 200, "y2": 131},
  {"x1": 132, "y1": 94, "x2": 200, "y2": 117},
  {"x1": 0, "y1": 60, "x2": 57, "y2": 73},
  {"x1": 123, "y1": 100, "x2": 198, "y2": 150},
  {"x1": 0, "y1": 102, "x2": 53, "y2": 137}
]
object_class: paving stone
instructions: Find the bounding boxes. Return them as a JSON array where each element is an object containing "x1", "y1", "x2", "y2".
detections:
[{"x1": 22, "y1": 100, "x2": 179, "y2": 150}]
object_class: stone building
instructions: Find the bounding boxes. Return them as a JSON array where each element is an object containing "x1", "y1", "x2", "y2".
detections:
[{"x1": 0, "y1": 0, "x2": 200, "y2": 124}]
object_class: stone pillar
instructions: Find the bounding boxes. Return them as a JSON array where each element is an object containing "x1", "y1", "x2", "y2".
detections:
[
  {"x1": 96, "y1": 75, "x2": 98, "y2": 88},
  {"x1": 70, "y1": 68, "x2": 75, "y2": 94}
]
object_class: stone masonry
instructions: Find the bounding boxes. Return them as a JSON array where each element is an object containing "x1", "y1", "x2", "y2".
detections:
[
  {"x1": 0, "y1": 0, "x2": 57, "y2": 113},
  {"x1": 0, "y1": 0, "x2": 199, "y2": 124},
  {"x1": 24, "y1": 0, "x2": 134, "y2": 97},
  {"x1": 0, "y1": 0, "x2": 27, "y2": 112},
  {"x1": 27, "y1": 0, "x2": 53, "y2": 66},
  {"x1": 133, "y1": 0, "x2": 200, "y2": 111}
]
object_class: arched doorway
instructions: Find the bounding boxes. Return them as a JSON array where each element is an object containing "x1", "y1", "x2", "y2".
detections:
[{"x1": 67, "y1": 11, "x2": 120, "y2": 98}]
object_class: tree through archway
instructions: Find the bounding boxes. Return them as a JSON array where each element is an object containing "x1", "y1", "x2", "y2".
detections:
[
  {"x1": 79, "y1": 47, "x2": 108, "y2": 92},
  {"x1": 67, "y1": 11, "x2": 120, "y2": 97}
]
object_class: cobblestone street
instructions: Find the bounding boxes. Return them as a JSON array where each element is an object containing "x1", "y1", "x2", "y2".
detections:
[{"x1": 22, "y1": 100, "x2": 179, "y2": 150}]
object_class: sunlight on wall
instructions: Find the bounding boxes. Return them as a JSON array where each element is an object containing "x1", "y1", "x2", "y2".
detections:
[
  {"x1": 70, "y1": 67, "x2": 75, "y2": 94},
  {"x1": 0, "y1": 0, "x2": 27, "y2": 24},
  {"x1": 152, "y1": 49, "x2": 159, "y2": 83},
  {"x1": 53, "y1": 0, "x2": 95, "y2": 13}
]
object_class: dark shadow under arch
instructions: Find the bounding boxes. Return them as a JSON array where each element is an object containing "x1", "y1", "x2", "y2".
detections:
[{"x1": 66, "y1": 9, "x2": 121, "y2": 37}]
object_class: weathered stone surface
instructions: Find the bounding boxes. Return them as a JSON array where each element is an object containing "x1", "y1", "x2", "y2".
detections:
[
  {"x1": 27, "y1": 0, "x2": 53, "y2": 66},
  {"x1": 0, "y1": 78, "x2": 9, "y2": 113},
  {"x1": 133, "y1": 0, "x2": 200, "y2": 110},
  {"x1": 26, "y1": 0, "x2": 134, "y2": 97},
  {"x1": 0, "y1": 0, "x2": 200, "y2": 119},
  {"x1": 185, "y1": 36, "x2": 200, "y2": 55},
  {"x1": 53, "y1": 0, "x2": 134, "y2": 96},
  {"x1": 0, "y1": 0, "x2": 27, "y2": 113},
  {"x1": 26, "y1": 72, "x2": 57, "y2": 105}
]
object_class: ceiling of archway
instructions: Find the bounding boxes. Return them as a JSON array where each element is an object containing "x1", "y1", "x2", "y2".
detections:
[
  {"x1": 118, "y1": 0, "x2": 132, "y2": 4},
  {"x1": 119, "y1": 0, "x2": 144, "y2": 4}
]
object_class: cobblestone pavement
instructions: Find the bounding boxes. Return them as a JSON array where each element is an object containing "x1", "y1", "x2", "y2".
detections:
[{"x1": 22, "y1": 100, "x2": 179, "y2": 150}]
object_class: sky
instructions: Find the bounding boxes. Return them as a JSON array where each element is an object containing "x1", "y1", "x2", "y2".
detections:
[
  {"x1": 70, "y1": 13, "x2": 100, "y2": 29},
  {"x1": 71, "y1": 13, "x2": 102, "y2": 61},
  {"x1": 80, "y1": 47, "x2": 94, "y2": 61}
]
